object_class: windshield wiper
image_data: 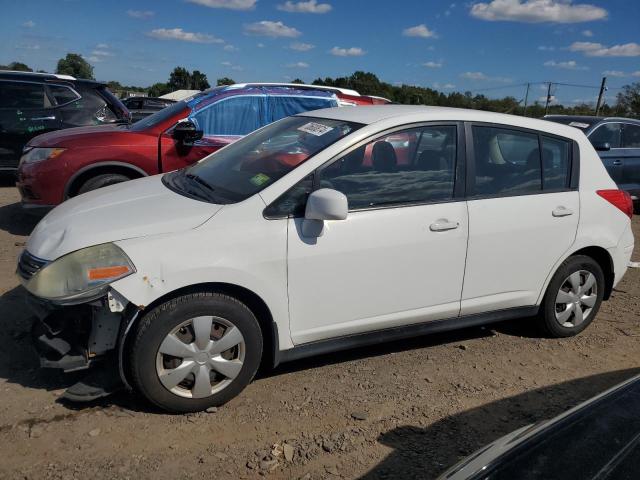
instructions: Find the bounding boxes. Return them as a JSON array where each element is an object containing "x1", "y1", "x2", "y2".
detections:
[{"x1": 185, "y1": 173, "x2": 216, "y2": 193}]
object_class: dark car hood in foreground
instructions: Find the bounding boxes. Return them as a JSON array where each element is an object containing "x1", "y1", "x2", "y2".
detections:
[{"x1": 440, "y1": 374, "x2": 640, "y2": 479}]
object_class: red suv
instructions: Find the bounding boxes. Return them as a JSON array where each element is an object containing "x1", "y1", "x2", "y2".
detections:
[{"x1": 17, "y1": 83, "x2": 389, "y2": 209}]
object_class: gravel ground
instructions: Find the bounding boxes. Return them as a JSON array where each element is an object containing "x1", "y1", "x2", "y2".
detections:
[{"x1": 0, "y1": 175, "x2": 638, "y2": 480}]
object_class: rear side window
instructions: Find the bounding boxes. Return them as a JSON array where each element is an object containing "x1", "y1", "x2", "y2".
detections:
[
  {"x1": 318, "y1": 126, "x2": 457, "y2": 210},
  {"x1": 541, "y1": 136, "x2": 571, "y2": 190},
  {"x1": 472, "y1": 126, "x2": 541, "y2": 196},
  {"x1": 0, "y1": 81, "x2": 48, "y2": 109},
  {"x1": 589, "y1": 123, "x2": 622, "y2": 148},
  {"x1": 622, "y1": 124, "x2": 640, "y2": 148},
  {"x1": 47, "y1": 85, "x2": 81, "y2": 105},
  {"x1": 191, "y1": 96, "x2": 265, "y2": 136},
  {"x1": 268, "y1": 96, "x2": 336, "y2": 123}
]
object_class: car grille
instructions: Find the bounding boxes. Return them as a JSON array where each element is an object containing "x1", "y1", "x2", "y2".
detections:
[{"x1": 17, "y1": 250, "x2": 48, "y2": 282}]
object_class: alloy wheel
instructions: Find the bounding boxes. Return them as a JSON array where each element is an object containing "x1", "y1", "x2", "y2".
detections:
[
  {"x1": 554, "y1": 270, "x2": 598, "y2": 328},
  {"x1": 155, "y1": 316, "x2": 245, "y2": 399}
]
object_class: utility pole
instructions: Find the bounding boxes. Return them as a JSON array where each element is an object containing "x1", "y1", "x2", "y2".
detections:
[
  {"x1": 544, "y1": 82, "x2": 553, "y2": 116},
  {"x1": 595, "y1": 76, "x2": 607, "y2": 116},
  {"x1": 523, "y1": 83, "x2": 530, "y2": 116}
]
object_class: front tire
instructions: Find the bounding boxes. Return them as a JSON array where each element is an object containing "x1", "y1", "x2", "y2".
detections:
[
  {"x1": 538, "y1": 255, "x2": 604, "y2": 338},
  {"x1": 76, "y1": 173, "x2": 131, "y2": 195},
  {"x1": 128, "y1": 292, "x2": 263, "y2": 413}
]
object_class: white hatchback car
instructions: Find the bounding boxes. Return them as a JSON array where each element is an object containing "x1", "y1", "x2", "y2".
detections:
[{"x1": 19, "y1": 106, "x2": 634, "y2": 412}]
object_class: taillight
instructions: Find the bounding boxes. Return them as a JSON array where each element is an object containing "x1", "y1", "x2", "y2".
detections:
[{"x1": 596, "y1": 189, "x2": 633, "y2": 219}]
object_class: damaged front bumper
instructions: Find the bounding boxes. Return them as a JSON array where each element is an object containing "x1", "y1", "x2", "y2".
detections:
[{"x1": 27, "y1": 289, "x2": 141, "y2": 401}]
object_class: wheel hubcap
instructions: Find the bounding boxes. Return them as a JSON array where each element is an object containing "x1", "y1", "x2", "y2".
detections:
[
  {"x1": 155, "y1": 316, "x2": 245, "y2": 399},
  {"x1": 554, "y1": 270, "x2": 598, "y2": 328}
]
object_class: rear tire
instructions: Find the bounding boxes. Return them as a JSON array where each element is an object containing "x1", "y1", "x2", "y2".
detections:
[
  {"x1": 128, "y1": 292, "x2": 263, "y2": 413},
  {"x1": 76, "y1": 173, "x2": 130, "y2": 195},
  {"x1": 538, "y1": 255, "x2": 604, "y2": 338}
]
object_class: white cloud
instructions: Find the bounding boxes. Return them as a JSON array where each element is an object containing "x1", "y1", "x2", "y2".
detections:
[
  {"x1": 602, "y1": 70, "x2": 626, "y2": 77},
  {"x1": 582, "y1": 29, "x2": 593, "y2": 37},
  {"x1": 460, "y1": 71, "x2": 512, "y2": 82},
  {"x1": 221, "y1": 61, "x2": 244, "y2": 71},
  {"x1": 244, "y1": 20, "x2": 301, "y2": 37},
  {"x1": 257, "y1": 43, "x2": 265, "y2": 48},
  {"x1": 569, "y1": 41, "x2": 640, "y2": 57},
  {"x1": 186, "y1": 0, "x2": 256, "y2": 10},
  {"x1": 289, "y1": 42, "x2": 315, "y2": 51},
  {"x1": 543, "y1": 59, "x2": 587, "y2": 70},
  {"x1": 224, "y1": 44, "x2": 239, "y2": 51},
  {"x1": 634, "y1": 71, "x2": 640, "y2": 77},
  {"x1": 423, "y1": 61, "x2": 443, "y2": 68},
  {"x1": 403, "y1": 24, "x2": 438, "y2": 38},
  {"x1": 15, "y1": 44, "x2": 40, "y2": 50},
  {"x1": 286, "y1": 62, "x2": 309, "y2": 68},
  {"x1": 277, "y1": 0, "x2": 332, "y2": 13},
  {"x1": 22, "y1": 20, "x2": 35, "y2": 28},
  {"x1": 87, "y1": 56, "x2": 102, "y2": 63},
  {"x1": 91, "y1": 49, "x2": 113, "y2": 57},
  {"x1": 127, "y1": 10, "x2": 155, "y2": 19},
  {"x1": 148, "y1": 28, "x2": 224, "y2": 44},
  {"x1": 537, "y1": 45, "x2": 555, "y2": 51},
  {"x1": 96, "y1": 43, "x2": 109, "y2": 49},
  {"x1": 470, "y1": 0, "x2": 608, "y2": 24},
  {"x1": 434, "y1": 82, "x2": 456, "y2": 89},
  {"x1": 330, "y1": 46, "x2": 366, "y2": 56}
]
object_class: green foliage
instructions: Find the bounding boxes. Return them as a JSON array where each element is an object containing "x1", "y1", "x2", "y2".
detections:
[
  {"x1": 55, "y1": 53, "x2": 94, "y2": 79},
  {"x1": 291, "y1": 78, "x2": 305, "y2": 84},
  {"x1": 167, "y1": 67, "x2": 210, "y2": 91},
  {"x1": 0, "y1": 61, "x2": 33, "y2": 72},
  {"x1": 616, "y1": 82, "x2": 640, "y2": 118},
  {"x1": 216, "y1": 77, "x2": 236, "y2": 86},
  {"x1": 191, "y1": 70, "x2": 210, "y2": 90},
  {"x1": 147, "y1": 82, "x2": 171, "y2": 97}
]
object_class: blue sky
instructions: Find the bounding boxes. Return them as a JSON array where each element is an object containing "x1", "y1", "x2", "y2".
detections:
[{"x1": 2, "y1": 0, "x2": 639, "y2": 105}]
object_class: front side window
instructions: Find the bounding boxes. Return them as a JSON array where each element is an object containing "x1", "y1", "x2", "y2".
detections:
[
  {"x1": 472, "y1": 126, "x2": 541, "y2": 196},
  {"x1": 622, "y1": 124, "x2": 640, "y2": 148},
  {"x1": 191, "y1": 95, "x2": 265, "y2": 136},
  {"x1": 589, "y1": 123, "x2": 622, "y2": 148},
  {"x1": 318, "y1": 126, "x2": 457, "y2": 210},
  {"x1": 0, "y1": 81, "x2": 48, "y2": 109},
  {"x1": 164, "y1": 116, "x2": 361, "y2": 204}
]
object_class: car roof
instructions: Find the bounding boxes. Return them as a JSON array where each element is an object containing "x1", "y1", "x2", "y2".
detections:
[
  {"x1": 299, "y1": 105, "x2": 585, "y2": 139},
  {"x1": 0, "y1": 70, "x2": 105, "y2": 86}
]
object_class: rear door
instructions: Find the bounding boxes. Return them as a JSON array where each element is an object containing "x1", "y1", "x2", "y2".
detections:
[
  {"x1": 160, "y1": 95, "x2": 267, "y2": 173},
  {"x1": 0, "y1": 80, "x2": 60, "y2": 170},
  {"x1": 621, "y1": 123, "x2": 640, "y2": 200},
  {"x1": 462, "y1": 124, "x2": 579, "y2": 315},
  {"x1": 588, "y1": 122, "x2": 624, "y2": 183}
]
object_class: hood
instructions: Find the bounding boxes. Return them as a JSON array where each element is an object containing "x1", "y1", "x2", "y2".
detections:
[
  {"x1": 27, "y1": 124, "x2": 132, "y2": 148},
  {"x1": 26, "y1": 175, "x2": 222, "y2": 260}
]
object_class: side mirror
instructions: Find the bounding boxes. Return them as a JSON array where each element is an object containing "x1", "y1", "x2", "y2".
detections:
[
  {"x1": 592, "y1": 141, "x2": 611, "y2": 152},
  {"x1": 302, "y1": 188, "x2": 348, "y2": 238},
  {"x1": 173, "y1": 120, "x2": 203, "y2": 144}
]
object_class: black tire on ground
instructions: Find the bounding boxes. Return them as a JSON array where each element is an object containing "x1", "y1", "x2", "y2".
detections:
[
  {"x1": 76, "y1": 173, "x2": 131, "y2": 195},
  {"x1": 128, "y1": 292, "x2": 263, "y2": 413},
  {"x1": 538, "y1": 255, "x2": 605, "y2": 338}
]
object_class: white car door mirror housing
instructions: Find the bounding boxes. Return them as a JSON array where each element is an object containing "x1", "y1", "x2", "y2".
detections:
[{"x1": 304, "y1": 188, "x2": 348, "y2": 221}]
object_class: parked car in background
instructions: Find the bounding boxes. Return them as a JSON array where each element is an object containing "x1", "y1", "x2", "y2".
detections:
[
  {"x1": 19, "y1": 105, "x2": 633, "y2": 412},
  {"x1": 17, "y1": 83, "x2": 388, "y2": 209},
  {"x1": 439, "y1": 373, "x2": 640, "y2": 479},
  {"x1": 0, "y1": 71, "x2": 130, "y2": 172},
  {"x1": 545, "y1": 115, "x2": 640, "y2": 206},
  {"x1": 123, "y1": 96, "x2": 176, "y2": 122}
]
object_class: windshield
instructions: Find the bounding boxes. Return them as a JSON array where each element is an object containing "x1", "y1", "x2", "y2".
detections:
[
  {"x1": 130, "y1": 100, "x2": 190, "y2": 131},
  {"x1": 163, "y1": 115, "x2": 362, "y2": 204}
]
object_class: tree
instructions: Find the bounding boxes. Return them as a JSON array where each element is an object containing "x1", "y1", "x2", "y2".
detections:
[
  {"x1": 56, "y1": 53, "x2": 94, "y2": 79},
  {"x1": 191, "y1": 70, "x2": 210, "y2": 90},
  {"x1": 0, "y1": 61, "x2": 33, "y2": 72},
  {"x1": 616, "y1": 82, "x2": 640, "y2": 117},
  {"x1": 168, "y1": 67, "x2": 192, "y2": 90},
  {"x1": 291, "y1": 78, "x2": 305, "y2": 84},
  {"x1": 216, "y1": 77, "x2": 235, "y2": 86},
  {"x1": 148, "y1": 82, "x2": 171, "y2": 97}
]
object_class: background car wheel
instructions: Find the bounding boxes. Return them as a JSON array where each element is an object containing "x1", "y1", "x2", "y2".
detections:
[
  {"x1": 77, "y1": 173, "x2": 130, "y2": 195},
  {"x1": 539, "y1": 255, "x2": 605, "y2": 338},
  {"x1": 128, "y1": 292, "x2": 263, "y2": 413}
]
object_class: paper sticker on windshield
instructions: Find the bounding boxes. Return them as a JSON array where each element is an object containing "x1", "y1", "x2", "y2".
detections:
[
  {"x1": 298, "y1": 122, "x2": 334, "y2": 136},
  {"x1": 250, "y1": 173, "x2": 271, "y2": 186},
  {"x1": 569, "y1": 121, "x2": 590, "y2": 129}
]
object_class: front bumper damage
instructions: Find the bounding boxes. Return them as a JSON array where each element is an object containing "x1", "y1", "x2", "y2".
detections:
[{"x1": 27, "y1": 289, "x2": 140, "y2": 402}]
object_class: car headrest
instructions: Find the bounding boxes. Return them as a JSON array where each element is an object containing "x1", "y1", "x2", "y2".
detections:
[{"x1": 372, "y1": 141, "x2": 397, "y2": 172}]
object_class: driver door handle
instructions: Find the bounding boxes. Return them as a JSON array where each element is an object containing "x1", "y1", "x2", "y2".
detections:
[
  {"x1": 430, "y1": 219, "x2": 459, "y2": 232},
  {"x1": 30, "y1": 116, "x2": 56, "y2": 121},
  {"x1": 552, "y1": 206, "x2": 574, "y2": 217}
]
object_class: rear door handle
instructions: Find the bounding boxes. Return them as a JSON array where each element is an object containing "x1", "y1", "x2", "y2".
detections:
[
  {"x1": 430, "y1": 219, "x2": 459, "y2": 232},
  {"x1": 612, "y1": 160, "x2": 623, "y2": 166},
  {"x1": 552, "y1": 206, "x2": 574, "y2": 217}
]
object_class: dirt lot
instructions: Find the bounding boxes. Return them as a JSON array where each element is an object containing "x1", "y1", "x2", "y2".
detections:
[{"x1": 0, "y1": 176, "x2": 638, "y2": 480}]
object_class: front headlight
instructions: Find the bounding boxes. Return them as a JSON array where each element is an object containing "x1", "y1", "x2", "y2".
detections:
[
  {"x1": 24, "y1": 243, "x2": 135, "y2": 302},
  {"x1": 19, "y1": 147, "x2": 66, "y2": 165}
]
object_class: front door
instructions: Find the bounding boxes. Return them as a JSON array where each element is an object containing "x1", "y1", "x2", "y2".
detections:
[
  {"x1": 461, "y1": 125, "x2": 579, "y2": 315},
  {"x1": 287, "y1": 124, "x2": 468, "y2": 344}
]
